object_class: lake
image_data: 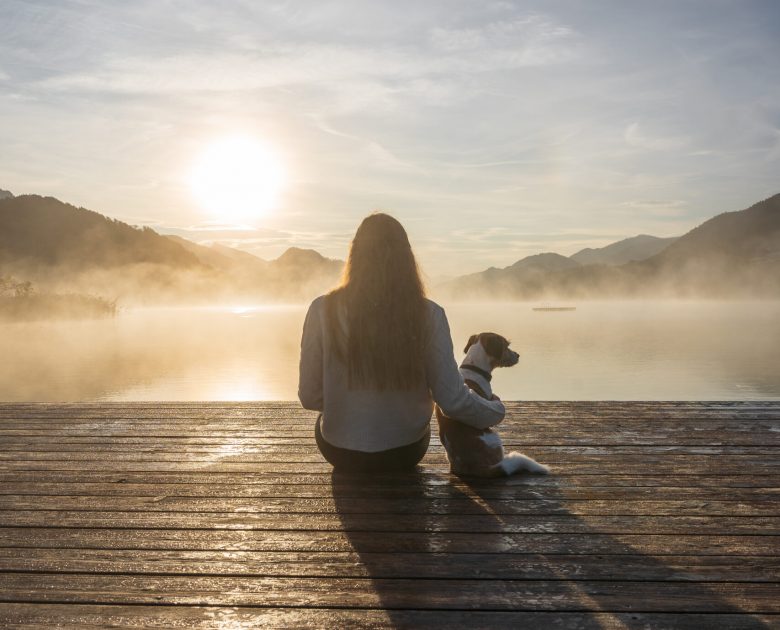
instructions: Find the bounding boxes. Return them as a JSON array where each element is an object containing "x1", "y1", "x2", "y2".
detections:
[{"x1": 1, "y1": 301, "x2": 779, "y2": 401}]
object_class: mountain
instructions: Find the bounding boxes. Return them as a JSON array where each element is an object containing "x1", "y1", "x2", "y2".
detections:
[
  {"x1": 274, "y1": 247, "x2": 343, "y2": 278},
  {"x1": 166, "y1": 237, "x2": 343, "y2": 297},
  {"x1": 5, "y1": 189, "x2": 777, "y2": 303},
  {"x1": 212, "y1": 243, "x2": 269, "y2": 268},
  {"x1": 651, "y1": 195, "x2": 780, "y2": 264},
  {"x1": 637, "y1": 193, "x2": 780, "y2": 295},
  {"x1": 571, "y1": 234, "x2": 678, "y2": 266},
  {"x1": 443, "y1": 193, "x2": 780, "y2": 299},
  {"x1": 0, "y1": 195, "x2": 203, "y2": 271},
  {"x1": 164, "y1": 235, "x2": 257, "y2": 273},
  {"x1": 263, "y1": 248, "x2": 343, "y2": 298},
  {"x1": 442, "y1": 238, "x2": 677, "y2": 299},
  {"x1": 444, "y1": 252, "x2": 580, "y2": 298},
  {"x1": 0, "y1": 193, "x2": 343, "y2": 302},
  {"x1": 509, "y1": 252, "x2": 580, "y2": 272}
]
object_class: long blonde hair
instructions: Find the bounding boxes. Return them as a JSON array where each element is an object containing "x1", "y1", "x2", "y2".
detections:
[{"x1": 326, "y1": 213, "x2": 428, "y2": 390}]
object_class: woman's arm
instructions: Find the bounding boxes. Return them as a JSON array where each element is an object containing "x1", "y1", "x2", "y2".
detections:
[
  {"x1": 425, "y1": 305, "x2": 505, "y2": 429},
  {"x1": 298, "y1": 297, "x2": 324, "y2": 411}
]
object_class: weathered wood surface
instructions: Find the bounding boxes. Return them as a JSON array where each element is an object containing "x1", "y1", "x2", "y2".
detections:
[{"x1": 0, "y1": 402, "x2": 778, "y2": 629}]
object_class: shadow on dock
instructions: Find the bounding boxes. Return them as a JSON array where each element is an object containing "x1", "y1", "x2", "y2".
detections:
[{"x1": 331, "y1": 468, "x2": 772, "y2": 629}]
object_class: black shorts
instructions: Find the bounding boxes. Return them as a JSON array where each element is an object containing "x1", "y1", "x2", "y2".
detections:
[{"x1": 314, "y1": 415, "x2": 430, "y2": 473}]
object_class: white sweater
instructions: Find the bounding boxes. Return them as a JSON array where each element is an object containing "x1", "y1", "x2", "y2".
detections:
[{"x1": 298, "y1": 296, "x2": 506, "y2": 452}]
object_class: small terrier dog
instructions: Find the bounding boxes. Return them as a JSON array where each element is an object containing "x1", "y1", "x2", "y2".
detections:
[{"x1": 436, "y1": 332, "x2": 550, "y2": 478}]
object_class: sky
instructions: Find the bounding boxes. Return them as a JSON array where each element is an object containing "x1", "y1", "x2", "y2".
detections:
[{"x1": 1, "y1": 0, "x2": 779, "y2": 278}]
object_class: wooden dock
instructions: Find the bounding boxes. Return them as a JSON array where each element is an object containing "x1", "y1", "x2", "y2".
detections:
[{"x1": 0, "y1": 401, "x2": 778, "y2": 628}]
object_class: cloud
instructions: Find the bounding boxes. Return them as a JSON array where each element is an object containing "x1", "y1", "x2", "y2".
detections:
[
  {"x1": 624, "y1": 122, "x2": 690, "y2": 151},
  {"x1": 620, "y1": 199, "x2": 689, "y2": 217},
  {"x1": 157, "y1": 224, "x2": 289, "y2": 241},
  {"x1": 429, "y1": 14, "x2": 578, "y2": 67},
  {"x1": 164, "y1": 222, "x2": 258, "y2": 233},
  {"x1": 33, "y1": 10, "x2": 584, "y2": 98}
]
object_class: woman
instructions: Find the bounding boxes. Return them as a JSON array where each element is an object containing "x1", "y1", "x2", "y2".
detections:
[{"x1": 298, "y1": 213, "x2": 504, "y2": 473}]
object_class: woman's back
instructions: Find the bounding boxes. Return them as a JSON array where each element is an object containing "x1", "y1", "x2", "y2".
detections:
[{"x1": 299, "y1": 294, "x2": 433, "y2": 451}]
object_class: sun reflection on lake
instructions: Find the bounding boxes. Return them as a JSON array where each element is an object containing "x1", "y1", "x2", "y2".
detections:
[
  {"x1": 230, "y1": 306, "x2": 258, "y2": 316},
  {"x1": 208, "y1": 377, "x2": 273, "y2": 402}
]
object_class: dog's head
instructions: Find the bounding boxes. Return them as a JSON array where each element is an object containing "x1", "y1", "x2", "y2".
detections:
[{"x1": 464, "y1": 332, "x2": 519, "y2": 368}]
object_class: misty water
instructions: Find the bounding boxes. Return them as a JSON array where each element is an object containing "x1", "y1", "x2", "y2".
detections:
[{"x1": 2, "y1": 301, "x2": 779, "y2": 402}]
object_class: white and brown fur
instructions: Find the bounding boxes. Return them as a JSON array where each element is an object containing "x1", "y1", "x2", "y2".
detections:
[{"x1": 436, "y1": 333, "x2": 549, "y2": 478}]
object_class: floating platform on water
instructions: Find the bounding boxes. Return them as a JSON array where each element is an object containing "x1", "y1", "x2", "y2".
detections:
[
  {"x1": 533, "y1": 306, "x2": 577, "y2": 311},
  {"x1": 0, "y1": 401, "x2": 778, "y2": 628}
]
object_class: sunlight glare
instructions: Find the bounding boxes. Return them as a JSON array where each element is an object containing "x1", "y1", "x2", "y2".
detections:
[
  {"x1": 190, "y1": 135, "x2": 286, "y2": 223},
  {"x1": 208, "y1": 375, "x2": 272, "y2": 402}
]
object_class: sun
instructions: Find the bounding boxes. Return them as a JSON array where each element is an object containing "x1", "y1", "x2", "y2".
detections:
[{"x1": 190, "y1": 135, "x2": 286, "y2": 223}]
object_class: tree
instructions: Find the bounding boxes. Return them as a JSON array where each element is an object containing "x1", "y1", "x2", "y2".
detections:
[{"x1": 0, "y1": 274, "x2": 35, "y2": 297}]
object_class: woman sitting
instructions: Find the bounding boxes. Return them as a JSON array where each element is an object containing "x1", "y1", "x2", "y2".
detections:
[{"x1": 298, "y1": 212, "x2": 505, "y2": 473}]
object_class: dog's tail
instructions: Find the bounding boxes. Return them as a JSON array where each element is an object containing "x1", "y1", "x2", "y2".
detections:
[{"x1": 500, "y1": 451, "x2": 550, "y2": 476}]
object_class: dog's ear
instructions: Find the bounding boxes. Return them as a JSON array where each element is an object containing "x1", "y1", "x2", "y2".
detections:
[
  {"x1": 481, "y1": 333, "x2": 507, "y2": 360},
  {"x1": 463, "y1": 334, "x2": 480, "y2": 354}
]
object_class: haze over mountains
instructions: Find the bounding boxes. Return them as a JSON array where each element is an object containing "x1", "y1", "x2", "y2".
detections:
[
  {"x1": 0, "y1": 192, "x2": 342, "y2": 302},
  {"x1": 1, "y1": 189, "x2": 779, "y2": 305},
  {"x1": 570, "y1": 235, "x2": 679, "y2": 266},
  {"x1": 444, "y1": 194, "x2": 780, "y2": 299}
]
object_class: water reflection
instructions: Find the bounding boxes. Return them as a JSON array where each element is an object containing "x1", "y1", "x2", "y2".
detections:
[{"x1": 0, "y1": 301, "x2": 778, "y2": 401}]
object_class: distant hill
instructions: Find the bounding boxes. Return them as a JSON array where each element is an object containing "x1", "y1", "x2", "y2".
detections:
[
  {"x1": 651, "y1": 195, "x2": 780, "y2": 264},
  {"x1": 0, "y1": 189, "x2": 13, "y2": 200},
  {"x1": 442, "y1": 194, "x2": 780, "y2": 299},
  {"x1": 638, "y1": 193, "x2": 780, "y2": 295},
  {"x1": 274, "y1": 247, "x2": 343, "y2": 277},
  {"x1": 509, "y1": 252, "x2": 580, "y2": 272},
  {"x1": 0, "y1": 194, "x2": 343, "y2": 302},
  {"x1": 4, "y1": 189, "x2": 778, "y2": 303},
  {"x1": 0, "y1": 195, "x2": 203, "y2": 271},
  {"x1": 212, "y1": 243, "x2": 270, "y2": 268},
  {"x1": 165, "y1": 235, "x2": 252, "y2": 273},
  {"x1": 571, "y1": 234, "x2": 678, "y2": 266},
  {"x1": 165, "y1": 238, "x2": 343, "y2": 298},
  {"x1": 444, "y1": 253, "x2": 580, "y2": 298},
  {"x1": 443, "y1": 239, "x2": 678, "y2": 299}
]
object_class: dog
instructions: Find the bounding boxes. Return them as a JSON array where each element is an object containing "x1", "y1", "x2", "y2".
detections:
[{"x1": 435, "y1": 332, "x2": 550, "y2": 478}]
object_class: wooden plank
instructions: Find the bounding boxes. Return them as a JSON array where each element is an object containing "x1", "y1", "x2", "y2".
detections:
[
  {"x1": 3, "y1": 401, "x2": 776, "y2": 410},
  {"x1": 1, "y1": 458, "x2": 777, "y2": 475},
  {"x1": 2, "y1": 495, "x2": 778, "y2": 517},
  {"x1": 1, "y1": 436, "x2": 773, "y2": 449},
  {"x1": 0, "y1": 528, "x2": 774, "y2": 555},
  {"x1": 0, "y1": 604, "x2": 775, "y2": 630},
  {"x1": 0, "y1": 573, "x2": 778, "y2": 612},
  {"x1": 2, "y1": 482, "x2": 777, "y2": 501},
  {"x1": 1, "y1": 511, "x2": 777, "y2": 534},
  {"x1": 0, "y1": 445, "x2": 776, "y2": 461},
  {"x1": 0, "y1": 411, "x2": 777, "y2": 423},
  {"x1": 2, "y1": 471, "x2": 778, "y2": 488},
  {"x1": 1, "y1": 420, "x2": 777, "y2": 435},
  {"x1": 1, "y1": 549, "x2": 778, "y2": 582},
  {"x1": 2, "y1": 416, "x2": 778, "y2": 431},
  {"x1": 0, "y1": 421, "x2": 771, "y2": 433},
  {"x1": 3, "y1": 445, "x2": 779, "y2": 459},
  {"x1": 2, "y1": 423, "x2": 778, "y2": 445}
]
